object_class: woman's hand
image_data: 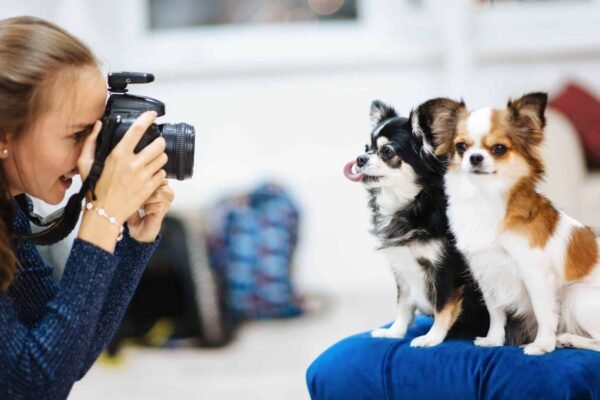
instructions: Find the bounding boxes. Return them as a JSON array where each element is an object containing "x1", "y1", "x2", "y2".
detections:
[
  {"x1": 77, "y1": 111, "x2": 169, "y2": 251},
  {"x1": 78, "y1": 111, "x2": 167, "y2": 221},
  {"x1": 126, "y1": 179, "x2": 175, "y2": 243}
]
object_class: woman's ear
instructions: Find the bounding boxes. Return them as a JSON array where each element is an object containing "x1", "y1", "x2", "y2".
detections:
[
  {"x1": 0, "y1": 132, "x2": 11, "y2": 159},
  {"x1": 411, "y1": 97, "x2": 467, "y2": 156}
]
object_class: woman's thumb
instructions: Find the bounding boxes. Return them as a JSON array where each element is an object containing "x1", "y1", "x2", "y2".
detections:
[
  {"x1": 78, "y1": 120, "x2": 103, "y2": 180},
  {"x1": 83, "y1": 121, "x2": 102, "y2": 156}
]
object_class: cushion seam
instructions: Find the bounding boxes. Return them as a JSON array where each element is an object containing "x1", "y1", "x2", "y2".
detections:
[{"x1": 381, "y1": 340, "x2": 402, "y2": 400}]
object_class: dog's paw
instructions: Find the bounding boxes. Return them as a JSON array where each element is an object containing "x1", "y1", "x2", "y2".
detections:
[
  {"x1": 523, "y1": 338, "x2": 556, "y2": 356},
  {"x1": 410, "y1": 334, "x2": 443, "y2": 348},
  {"x1": 557, "y1": 333, "x2": 577, "y2": 348},
  {"x1": 474, "y1": 336, "x2": 504, "y2": 347},
  {"x1": 371, "y1": 328, "x2": 405, "y2": 339}
]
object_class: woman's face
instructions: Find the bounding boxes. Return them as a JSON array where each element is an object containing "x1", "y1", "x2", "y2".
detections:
[{"x1": 3, "y1": 67, "x2": 106, "y2": 205}]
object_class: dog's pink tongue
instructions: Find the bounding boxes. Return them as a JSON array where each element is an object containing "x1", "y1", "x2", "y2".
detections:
[{"x1": 344, "y1": 160, "x2": 365, "y2": 182}]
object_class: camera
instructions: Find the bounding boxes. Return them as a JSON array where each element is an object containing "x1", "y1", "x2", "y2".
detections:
[
  {"x1": 97, "y1": 72, "x2": 195, "y2": 180},
  {"x1": 17, "y1": 71, "x2": 196, "y2": 246}
]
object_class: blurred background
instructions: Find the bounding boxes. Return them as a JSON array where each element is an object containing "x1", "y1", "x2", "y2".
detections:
[{"x1": 3, "y1": 0, "x2": 600, "y2": 398}]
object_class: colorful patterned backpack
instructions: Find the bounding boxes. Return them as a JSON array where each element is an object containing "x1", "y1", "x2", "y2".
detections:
[{"x1": 206, "y1": 183, "x2": 303, "y2": 320}]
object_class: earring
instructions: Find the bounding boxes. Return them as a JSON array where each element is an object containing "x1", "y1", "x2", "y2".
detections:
[{"x1": 1, "y1": 149, "x2": 7, "y2": 158}]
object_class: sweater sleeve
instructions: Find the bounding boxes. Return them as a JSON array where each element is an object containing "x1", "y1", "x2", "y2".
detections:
[
  {"x1": 0, "y1": 239, "x2": 120, "y2": 399},
  {"x1": 6, "y1": 255, "x2": 59, "y2": 327},
  {"x1": 77, "y1": 226, "x2": 160, "y2": 378}
]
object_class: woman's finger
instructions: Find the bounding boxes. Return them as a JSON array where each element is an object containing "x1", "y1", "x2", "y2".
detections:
[
  {"x1": 142, "y1": 202, "x2": 169, "y2": 216},
  {"x1": 116, "y1": 111, "x2": 157, "y2": 152},
  {"x1": 134, "y1": 136, "x2": 167, "y2": 168},
  {"x1": 163, "y1": 185, "x2": 175, "y2": 202},
  {"x1": 141, "y1": 181, "x2": 174, "y2": 203},
  {"x1": 142, "y1": 152, "x2": 168, "y2": 176},
  {"x1": 143, "y1": 169, "x2": 167, "y2": 199},
  {"x1": 143, "y1": 192, "x2": 168, "y2": 205}
]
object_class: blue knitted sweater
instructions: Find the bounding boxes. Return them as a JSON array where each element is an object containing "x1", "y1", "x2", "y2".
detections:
[{"x1": 0, "y1": 204, "x2": 159, "y2": 400}]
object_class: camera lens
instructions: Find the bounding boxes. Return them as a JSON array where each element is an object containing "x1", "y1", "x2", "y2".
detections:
[{"x1": 159, "y1": 123, "x2": 195, "y2": 180}]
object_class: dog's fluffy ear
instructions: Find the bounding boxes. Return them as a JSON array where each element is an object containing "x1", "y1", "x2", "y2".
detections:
[
  {"x1": 370, "y1": 100, "x2": 397, "y2": 128},
  {"x1": 411, "y1": 97, "x2": 466, "y2": 156},
  {"x1": 507, "y1": 92, "x2": 547, "y2": 146}
]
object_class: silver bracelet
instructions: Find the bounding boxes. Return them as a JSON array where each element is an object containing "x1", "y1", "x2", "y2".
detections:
[{"x1": 82, "y1": 201, "x2": 124, "y2": 241}]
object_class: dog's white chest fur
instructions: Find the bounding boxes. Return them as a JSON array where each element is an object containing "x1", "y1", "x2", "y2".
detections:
[
  {"x1": 445, "y1": 172, "x2": 532, "y2": 314},
  {"x1": 374, "y1": 185, "x2": 441, "y2": 315},
  {"x1": 445, "y1": 172, "x2": 505, "y2": 252},
  {"x1": 380, "y1": 241, "x2": 443, "y2": 315}
]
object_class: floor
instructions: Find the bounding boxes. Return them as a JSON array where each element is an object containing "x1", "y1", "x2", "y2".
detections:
[{"x1": 70, "y1": 289, "x2": 396, "y2": 400}]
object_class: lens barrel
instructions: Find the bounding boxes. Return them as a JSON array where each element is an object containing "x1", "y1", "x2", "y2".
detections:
[{"x1": 159, "y1": 123, "x2": 195, "y2": 180}]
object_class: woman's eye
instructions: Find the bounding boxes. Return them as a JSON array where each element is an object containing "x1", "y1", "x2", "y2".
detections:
[
  {"x1": 456, "y1": 142, "x2": 468, "y2": 154},
  {"x1": 380, "y1": 146, "x2": 394, "y2": 158},
  {"x1": 72, "y1": 127, "x2": 92, "y2": 142},
  {"x1": 492, "y1": 144, "x2": 507, "y2": 156}
]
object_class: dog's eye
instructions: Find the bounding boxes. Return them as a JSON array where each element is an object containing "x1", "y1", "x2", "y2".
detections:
[
  {"x1": 364, "y1": 144, "x2": 369, "y2": 152},
  {"x1": 492, "y1": 144, "x2": 507, "y2": 156},
  {"x1": 456, "y1": 142, "x2": 468, "y2": 154},
  {"x1": 380, "y1": 145, "x2": 394, "y2": 159}
]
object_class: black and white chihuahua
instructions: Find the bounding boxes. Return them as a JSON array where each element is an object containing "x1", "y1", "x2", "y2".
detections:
[{"x1": 343, "y1": 99, "x2": 490, "y2": 346}]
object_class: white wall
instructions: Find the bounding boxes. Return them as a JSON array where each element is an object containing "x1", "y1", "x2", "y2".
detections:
[
  {"x1": 3, "y1": 1, "x2": 600, "y2": 296},
  {"x1": 132, "y1": 60, "x2": 600, "y2": 296}
]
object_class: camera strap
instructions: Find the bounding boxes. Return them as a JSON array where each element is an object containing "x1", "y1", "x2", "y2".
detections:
[{"x1": 16, "y1": 117, "x2": 119, "y2": 245}]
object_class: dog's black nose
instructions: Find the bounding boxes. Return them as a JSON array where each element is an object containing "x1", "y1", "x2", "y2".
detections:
[
  {"x1": 470, "y1": 154, "x2": 484, "y2": 166},
  {"x1": 357, "y1": 155, "x2": 369, "y2": 168}
]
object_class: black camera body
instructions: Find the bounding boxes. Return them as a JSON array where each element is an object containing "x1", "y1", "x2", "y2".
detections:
[{"x1": 97, "y1": 72, "x2": 195, "y2": 180}]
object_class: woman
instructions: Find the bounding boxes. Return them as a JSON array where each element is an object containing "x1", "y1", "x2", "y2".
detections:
[{"x1": 0, "y1": 16, "x2": 174, "y2": 399}]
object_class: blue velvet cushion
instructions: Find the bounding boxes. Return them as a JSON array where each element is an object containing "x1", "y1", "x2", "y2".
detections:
[{"x1": 307, "y1": 316, "x2": 600, "y2": 400}]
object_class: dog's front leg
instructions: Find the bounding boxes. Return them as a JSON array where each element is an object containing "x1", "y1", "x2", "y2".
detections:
[
  {"x1": 372, "y1": 288, "x2": 415, "y2": 339},
  {"x1": 519, "y1": 255, "x2": 558, "y2": 355},
  {"x1": 474, "y1": 289, "x2": 507, "y2": 347},
  {"x1": 411, "y1": 286, "x2": 464, "y2": 347}
]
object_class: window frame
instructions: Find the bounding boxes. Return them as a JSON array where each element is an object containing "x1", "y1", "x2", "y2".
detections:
[{"x1": 114, "y1": 0, "x2": 438, "y2": 77}]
